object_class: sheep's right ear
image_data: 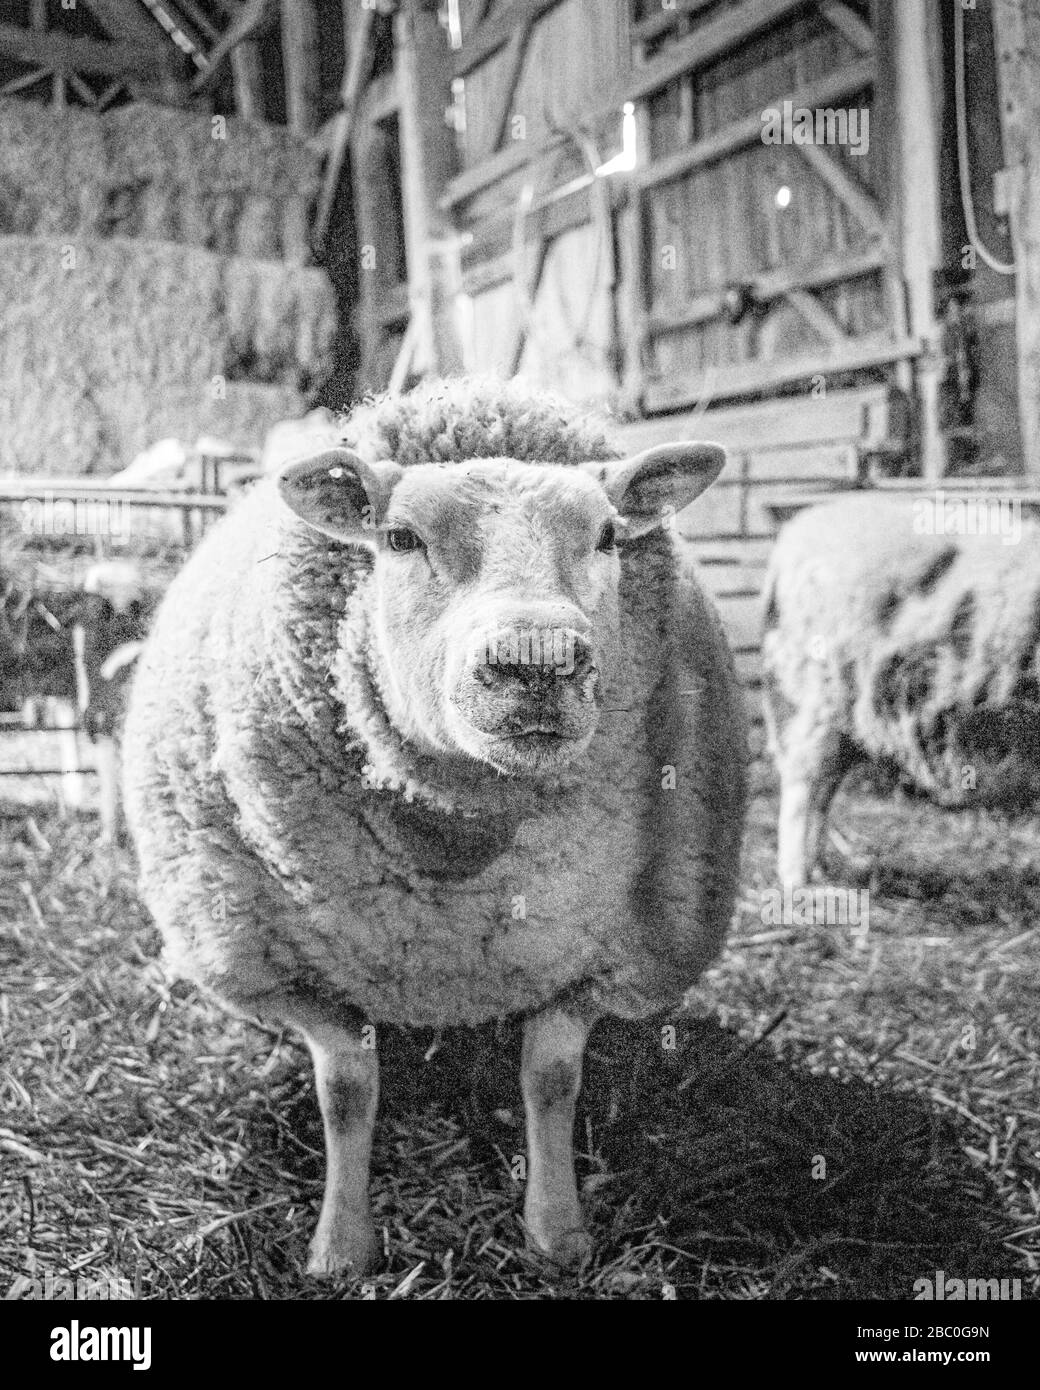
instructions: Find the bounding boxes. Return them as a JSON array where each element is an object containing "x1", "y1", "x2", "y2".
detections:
[{"x1": 277, "y1": 448, "x2": 402, "y2": 544}]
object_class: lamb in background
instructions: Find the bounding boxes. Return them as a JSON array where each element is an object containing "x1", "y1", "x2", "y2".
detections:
[
  {"x1": 122, "y1": 378, "x2": 748, "y2": 1275},
  {"x1": 762, "y1": 492, "x2": 1040, "y2": 885}
]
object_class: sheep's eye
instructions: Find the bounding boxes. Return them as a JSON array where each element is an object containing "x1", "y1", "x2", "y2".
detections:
[
  {"x1": 596, "y1": 520, "x2": 617, "y2": 553},
  {"x1": 386, "y1": 527, "x2": 422, "y2": 553}
]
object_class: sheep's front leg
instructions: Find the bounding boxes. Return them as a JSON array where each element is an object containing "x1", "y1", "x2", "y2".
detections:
[
  {"x1": 302, "y1": 1020, "x2": 379, "y2": 1277},
  {"x1": 521, "y1": 1006, "x2": 595, "y2": 1268}
]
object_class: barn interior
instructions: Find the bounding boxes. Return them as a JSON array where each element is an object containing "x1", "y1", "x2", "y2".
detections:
[
  {"x1": 2, "y1": 0, "x2": 1037, "y2": 687},
  {"x1": 1, "y1": 0, "x2": 1039, "y2": 1305}
]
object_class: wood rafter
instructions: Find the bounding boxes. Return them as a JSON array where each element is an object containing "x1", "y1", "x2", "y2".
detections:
[
  {"x1": 487, "y1": 12, "x2": 535, "y2": 153},
  {"x1": 781, "y1": 288, "x2": 849, "y2": 343},
  {"x1": 453, "y1": 0, "x2": 561, "y2": 77},
  {"x1": 644, "y1": 335, "x2": 920, "y2": 413},
  {"x1": 647, "y1": 247, "x2": 886, "y2": 336},
  {"x1": 313, "y1": 2, "x2": 377, "y2": 250},
  {"x1": 0, "y1": 67, "x2": 49, "y2": 95},
  {"x1": 633, "y1": 0, "x2": 717, "y2": 46},
  {"x1": 794, "y1": 139, "x2": 887, "y2": 244},
  {"x1": 635, "y1": 56, "x2": 874, "y2": 191},
  {"x1": 192, "y1": 0, "x2": 275, "y2": 92},
  {"x1": 78, "y1": 0, "x2": 170, "y2": 50},
  {"x1": 626, "y1": 0, "x2": 812, "y2": 101},
  {"x1": 0, "y1": 20, "x2": 179, "y2": 77},
  {"x1": 817, "y1": 0, "x2": 874, "y2": 53},
  {"x1": 508, "y1": 228, "x2": 551, "y2": 374}
]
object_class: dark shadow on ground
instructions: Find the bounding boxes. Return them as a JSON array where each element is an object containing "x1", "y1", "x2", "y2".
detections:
[{"x1": 271, "y1": 1014, "x2": 1019, "y2": 1299}]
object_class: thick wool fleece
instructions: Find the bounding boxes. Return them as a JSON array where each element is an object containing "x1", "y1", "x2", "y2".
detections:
[
  {"x1": 763, "y1": 494, "x2": 1040, "y2": 805},
  {"x1": 123, "y1": 379, "x2": 748, "y2": 1028}
]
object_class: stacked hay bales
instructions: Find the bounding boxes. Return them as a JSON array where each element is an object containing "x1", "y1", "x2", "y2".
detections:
[
  {"x1": 0, "y1": 99, "x2": 337, "y2": 475},
  {"x1": 101, "y1": 102, "x2": 319, "y2": 263},
  {"x1": 0, "y1": 99, "x2": 106, "y2": 237}
]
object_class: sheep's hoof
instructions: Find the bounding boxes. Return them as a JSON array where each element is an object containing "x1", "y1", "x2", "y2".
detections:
[
  {"x1": 306, "y1": 1221, "x2": 380, "y2": 1279},
  {"x1": 528, "y1": 1225, "x2": 593, "y2": 1271}
]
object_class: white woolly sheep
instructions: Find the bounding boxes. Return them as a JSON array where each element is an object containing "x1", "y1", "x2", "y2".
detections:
[
  {"x1": 762, "y1": 492, "x2": 1040, "y2": 885},
  {"x1": 122, "y1": 378, "x2": 748, "y2": 1275}
]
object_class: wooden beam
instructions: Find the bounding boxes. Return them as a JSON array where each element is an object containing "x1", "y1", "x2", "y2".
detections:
[
  {"x1": 313, "y1": 2, "x2": 376, "y2": 250},
  {"x1": 166, "y1": 0, "x2": 221, "y2": 43},
  {"x1": 0, "y1": 21, "x2": 179, "y2": 77},
  {"x1": 632, "y1": 0, "x2": 717, "y2": 46},
  {"x1": 816, "y1": 0, "x2": 874, "y2": 54},
  {"x1": 454, "y1": 0, "x2": 563, "y2": 77},
  {"x1": 891, "y1": 0, "x2": 945, "y2": 479},
  {"x1": 78, "y1": 0, "x2": 168, "y2": 49},
  {"x1": 635, "y1": 56, "x2": 875, "y2": 190},
  {"x1": 626, "y1": 0, "x2": 812, "y2": 101},
  {"x1": 67, "y1": 70, "x2": 101, "y2": 107},
  {"x1": 230, "y1": 39, "x2": 264, "y2": 118},
  {"x1": 396, "y1": 0, "x2": 464, "y2": 376},
  {"x1": 487, "y1": 16, "x2": 535, "y2": 155},
  {"x1": 192, "y1": 0, "x2": 273, "y2": 92},
  {"x1": 281, "y1": 0, "x2": 321, "y2": 134},
  {"x1": 643, "y1": 335, "x2": 921, "y2": 413},
  {"x1": 782, "y1": 288, "x2": 849, "y2": 344},
  {"x1": 794, "y1": 141, "x2": 887, "y2": 243},
  {"x1": 508, "y1": 227, "x2": 551, "y2": 374},
  {"x1": 461, "y1": 177, "x2": 604, "y2": 283},
  {"x1": 1, "y1": 68, "x2": 49, "y2": 96},
  {"x1": 388, "y1": 316, "x2": 419, "y2": 394},
  {"x1": 441, "y1": 2, "x2": 825, "y2": 209},
  {"x1": 78, "y1": 0, "x2": 187, "y2": 101},
  {"x1": 647, "y1": 247, "x2": 886, "y2": 335},
  {"x1": 442, "y1": 96, "x2": 619, "y2": 208},
  {"x1": 993, "y1": 0, "x2": 1040, "y2": 477}
]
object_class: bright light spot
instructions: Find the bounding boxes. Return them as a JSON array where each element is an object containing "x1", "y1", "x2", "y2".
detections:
[
  {"x1": 775, "y1": 185, "x2": 792, "y2": 209},
  {"x1": 596, "y1": 102, "x2": 638, "y2": 177}
]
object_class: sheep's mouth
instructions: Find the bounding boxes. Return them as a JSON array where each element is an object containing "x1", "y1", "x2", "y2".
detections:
[
  {"x1": 481, "y1": 723, "x2": 594, "y2": 777},
  {"x1": 508, "y1": 724, "x2": 569, "y2": 743}
]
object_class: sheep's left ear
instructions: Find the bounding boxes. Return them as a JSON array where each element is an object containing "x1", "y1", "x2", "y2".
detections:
[
  {"x1": 585, "y1": 442, "x2": 726, "y2": 538},
  {"x1": 277, "y1": 447, "x2": 402, "y2": 546}
]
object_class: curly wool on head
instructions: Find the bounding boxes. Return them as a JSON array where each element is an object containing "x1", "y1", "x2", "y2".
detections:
[{"x1": 338, "y1": 376, "x2": 623, "y2": 468}]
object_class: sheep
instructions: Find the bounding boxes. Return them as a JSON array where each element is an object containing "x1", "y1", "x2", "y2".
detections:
[
  {"x1": 761, "y1": 492, "x2": 1040, "y2": 885},
  {"x1": 121, "y1": 377, "x2": 748, "y2": 1275}
]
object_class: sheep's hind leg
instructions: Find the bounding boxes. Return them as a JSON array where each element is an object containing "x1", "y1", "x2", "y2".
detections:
[
  {"x1": 521, "y1": 1006, "x2": 596, "y2": 1268},
  {"x1": 777, "y1": 731, "x2": 859, "y2": 887},
  {"x1": 300, "y1": 1018, "x2": 380, "y2": 1277}
]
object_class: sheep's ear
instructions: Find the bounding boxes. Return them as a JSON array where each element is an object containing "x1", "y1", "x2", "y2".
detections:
[
  {"x1": 585, "y1": 442, "x2": 726, "y2": 539},
  {"x1": 277, "y1": 448, "x2": 402, "y2": 544}
]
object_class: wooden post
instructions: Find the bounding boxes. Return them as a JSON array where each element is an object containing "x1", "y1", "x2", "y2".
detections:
[
  {"x1": 992, "y1": 0, "x2": 1040, "y2": 476},
  {"x1": 891, "y1": 0, "x2": 946, "y2": 479},
  {"x1": 313, "y1": 1, "x2": 376, "y2": 252},
  {"x1": 230, "y1": 41, "x2": 265, "y2": 120},
  {"x1": 281, "y1": 0, "x2": 321, "y2": 134},
  {"x1": 395, "y1": 0, "x2": 464, "y2": 377}
]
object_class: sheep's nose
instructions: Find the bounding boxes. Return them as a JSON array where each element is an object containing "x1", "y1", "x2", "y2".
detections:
[{"x1": 474, "y1": 629, "x2": 596, "y2": 694}]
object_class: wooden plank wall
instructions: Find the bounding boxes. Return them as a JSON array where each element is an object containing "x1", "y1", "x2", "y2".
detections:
[{"x1": 640, "y1": 4, "x2": 890, "y2": 401}]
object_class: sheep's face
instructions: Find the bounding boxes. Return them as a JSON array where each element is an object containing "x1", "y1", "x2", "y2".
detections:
[{"x1": 279, "y1": 441, "x2": 725, "y2": 777}]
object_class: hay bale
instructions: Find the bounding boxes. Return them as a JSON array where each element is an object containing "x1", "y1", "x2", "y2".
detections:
[
  {"x1": 102, "y1": 103, "x2": 322, "y2": 258},
  {"x1": 0, "y1": 237, "x2": 226, "y2": 473},
  {"x1": 0, "y1": 237, "x2": 334, "y2": 473},
  {"x1": 221, "y1": 256, "x2": 337, "y2": 386},
  {"x1": 0, "y1": 99, "x2": 105, "y2": 237}
]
